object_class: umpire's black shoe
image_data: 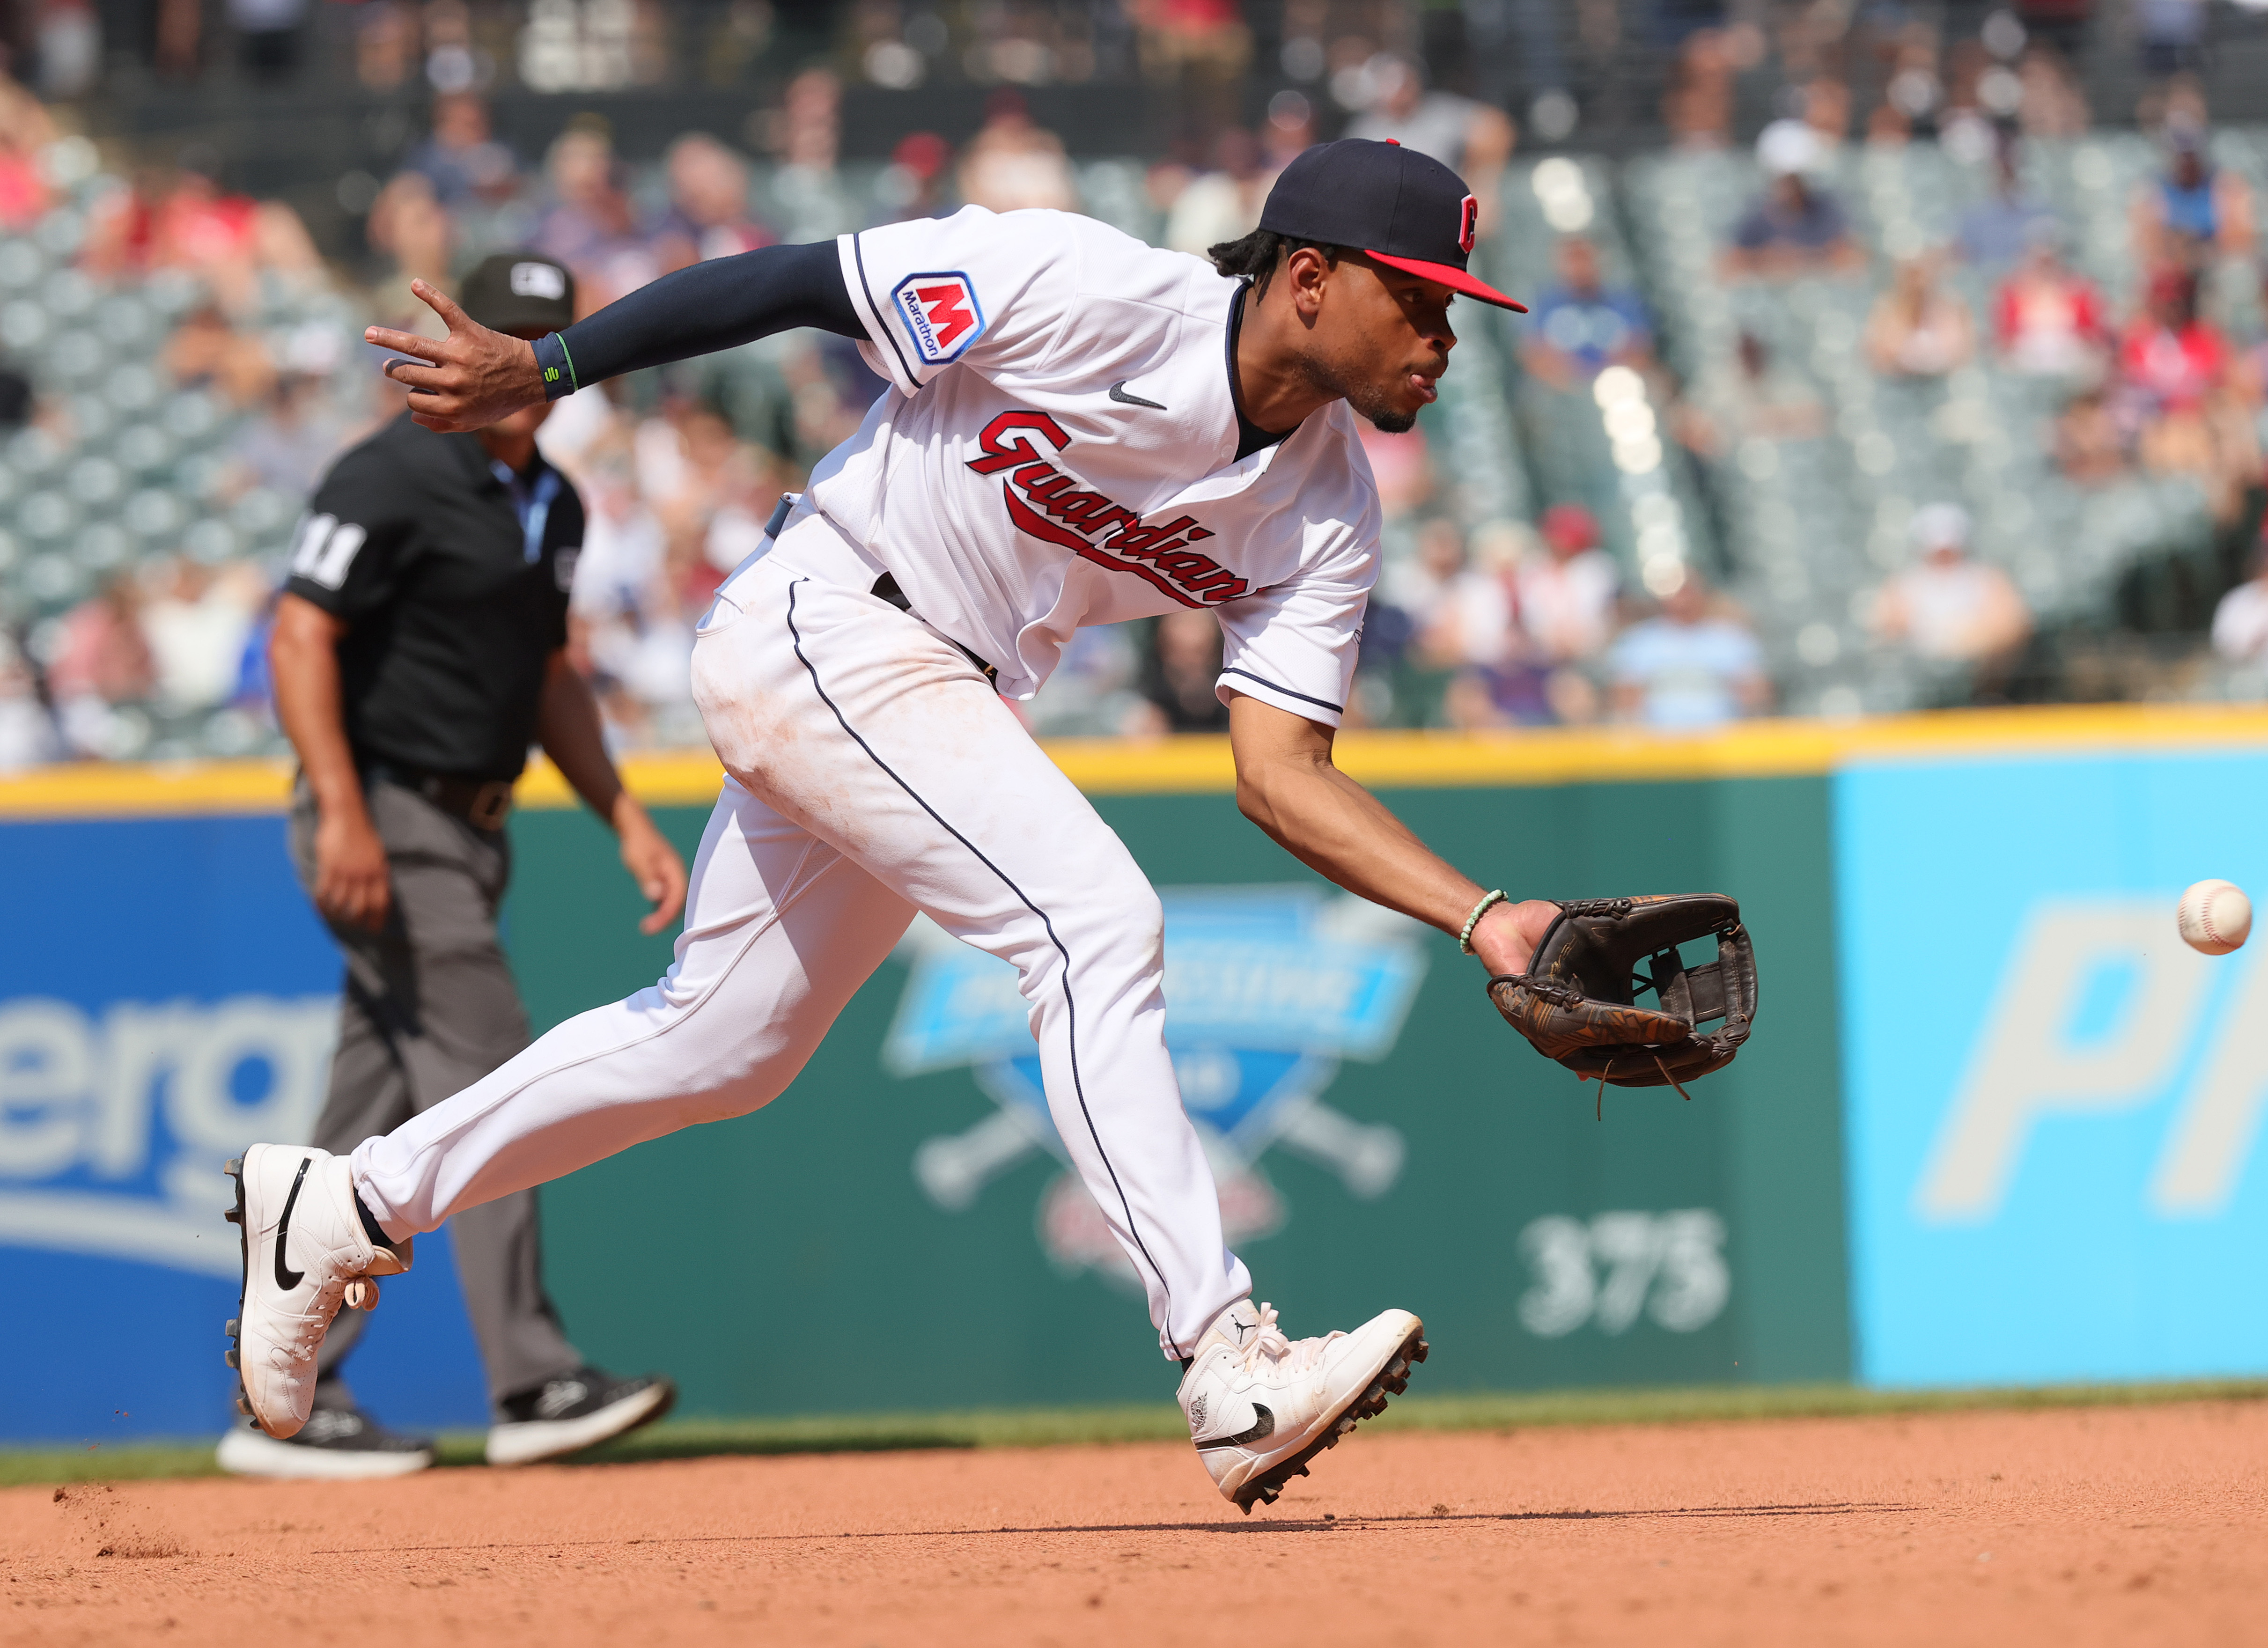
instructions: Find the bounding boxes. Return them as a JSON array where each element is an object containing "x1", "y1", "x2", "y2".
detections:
[
  {"x1": 485, "y1": 1367, "x2": 676, "y2": 1466},
  {"x1": 214, "y1": 1407, "x2": 436, "y2": 1480}
]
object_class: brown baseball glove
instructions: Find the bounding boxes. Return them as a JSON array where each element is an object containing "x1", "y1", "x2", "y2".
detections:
[{"x1": 1487, "y1": 895, "x2": 1758, "y2": 1096}]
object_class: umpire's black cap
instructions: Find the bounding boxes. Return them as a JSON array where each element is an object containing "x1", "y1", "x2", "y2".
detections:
[
  {"x1": 1259, "y1": 138, "x2": 1527, "y2": 312},
  {"x1": 458, "y1": 251, "x2": 577, "y2": 335}
]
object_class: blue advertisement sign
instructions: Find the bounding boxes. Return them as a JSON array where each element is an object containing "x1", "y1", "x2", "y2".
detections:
[
  {"x1": 1836, "y1": 749, "x2": 2268, "y2": 1387},
  {"x1": 0, "y1": 814, "x2": 487, "y2": 1443}
]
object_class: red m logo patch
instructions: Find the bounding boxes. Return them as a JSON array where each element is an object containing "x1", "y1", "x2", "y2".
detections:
[{"x1": 893, "y1": 272, "x2": 987, "y2": 364}]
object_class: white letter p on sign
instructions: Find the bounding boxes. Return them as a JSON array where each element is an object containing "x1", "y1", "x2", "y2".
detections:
[{"x1": 1915, "y1": 901, "x2": 2214, "y2": 1222}]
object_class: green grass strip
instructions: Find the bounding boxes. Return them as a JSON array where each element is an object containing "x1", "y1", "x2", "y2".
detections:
[{"x1": 7, "y1": 1377, "x2": 2265, "y2": 1488}]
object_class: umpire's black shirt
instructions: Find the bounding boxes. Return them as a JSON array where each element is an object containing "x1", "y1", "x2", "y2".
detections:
[{"x1": 283, "y1": 412, "x2": 582, "y2": 782}]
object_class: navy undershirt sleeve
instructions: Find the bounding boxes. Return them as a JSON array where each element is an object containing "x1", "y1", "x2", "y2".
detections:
[{"x1": 530, "y1": 240, "x2": 862, "y2": 398}]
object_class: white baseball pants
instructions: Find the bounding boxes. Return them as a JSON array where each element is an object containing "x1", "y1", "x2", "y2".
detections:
[{"x1": 350, "y1": 547, "x2": 1251, "y2": 1357}]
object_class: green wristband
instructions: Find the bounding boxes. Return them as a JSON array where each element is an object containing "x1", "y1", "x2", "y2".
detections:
[{"x1": 1459, "y1": 890, "x2": 1507, "y2": 954}]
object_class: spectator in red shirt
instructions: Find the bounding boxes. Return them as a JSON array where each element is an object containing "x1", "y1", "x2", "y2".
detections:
[
  {"x1": 0, "y1": 74, "x2": 55, "y2": 230},
  {"x1": 1994, "y1": 227, "x2": 2106, "y2": 379},
  {"x1": 83, "y1": 159, "x2": 259, "y2": 280},
  {"x1": 2119, "y1": 266, "x2": 2226, "y2": 418},
  {"x1": 2120, "y1": 266, "x2": 2261, "y2": 523}
]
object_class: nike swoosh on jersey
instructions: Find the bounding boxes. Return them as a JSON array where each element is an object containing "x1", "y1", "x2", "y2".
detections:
[{"x1": 1108, "y1": 381, "x2": 1167, "y2": 410}]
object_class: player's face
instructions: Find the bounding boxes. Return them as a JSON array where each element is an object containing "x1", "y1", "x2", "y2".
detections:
[{"x1": 1313, "y1": 255, "x2": 1457, "y2": 435}]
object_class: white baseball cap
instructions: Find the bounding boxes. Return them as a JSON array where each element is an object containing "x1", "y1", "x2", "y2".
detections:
[
  {"x1": 1910, "y1": 502, "x2": 1972, "y2": 551},
  {"x1": 1756, "y1": 118, "x2": 1826, "y2": 178}
]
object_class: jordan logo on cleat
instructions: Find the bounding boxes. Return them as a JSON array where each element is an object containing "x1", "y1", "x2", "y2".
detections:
[{"x1": 273, "y1": 1157, "x2": 312, "y2": 1290}]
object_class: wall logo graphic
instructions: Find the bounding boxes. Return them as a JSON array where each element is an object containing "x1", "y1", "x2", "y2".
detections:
[
  {"x1": 0, "y1": 995, "x2": 336, "y2": 1277},
  {"x1": 888, "y1": 888, "x2": 1426, "y2": 1287}
]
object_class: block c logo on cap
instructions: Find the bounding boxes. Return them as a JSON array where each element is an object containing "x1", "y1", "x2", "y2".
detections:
[
  {"x1": 1457, "y1": 195, "x2": 1478, "y2": 256},
  {"x1": 893, "y1": 271, "x2": 987, "y2": 366}
]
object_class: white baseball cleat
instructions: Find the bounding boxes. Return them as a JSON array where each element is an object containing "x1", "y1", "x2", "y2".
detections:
[
  {"x1": 223, "y1": 1144, "x2": 411, "y2": 1440},
  {"x1": 1176, "y1": 1298, "x2": 1428, "y2": 1513}
]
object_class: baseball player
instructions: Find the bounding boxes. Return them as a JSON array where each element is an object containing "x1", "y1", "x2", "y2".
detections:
[{"x1": 223, "y1": 139, "x2": 1566, "y2": 1512}]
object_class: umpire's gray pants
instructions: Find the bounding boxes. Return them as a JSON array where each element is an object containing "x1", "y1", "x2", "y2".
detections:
[{"x1": 290, "y1": 777, "x2": 582, "y2": 1415}]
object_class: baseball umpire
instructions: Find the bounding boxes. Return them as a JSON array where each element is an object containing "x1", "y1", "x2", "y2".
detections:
[
  {"x1": 217, "y1": 252, "x2": 690, "y2": 1479},
  {"x1": 223, "y1": 143, "x2": 1757, "y2": 1510}
]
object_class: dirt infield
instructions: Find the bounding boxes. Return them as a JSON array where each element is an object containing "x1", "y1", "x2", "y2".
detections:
[{"x1": 6, "y1": 1400, "x2": 2264, "y2": 1647}]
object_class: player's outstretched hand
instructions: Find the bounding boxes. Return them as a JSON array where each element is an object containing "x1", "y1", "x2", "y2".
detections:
[
  {"x1": 620, "y1": 813, "x2": 689, "y2": 936},
  {"x1": 364, "y1": 279, "x2": 546, "y2": 433}
]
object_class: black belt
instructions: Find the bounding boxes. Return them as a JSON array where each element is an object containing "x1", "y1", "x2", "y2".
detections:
[
  {"x1": 764, "y1": 493, "x2": 998, "y2": 687},
  {"x1": 362, "y1": 761, "x2": 516, "y2": 831},
  {"x1": 870, "y1": 574, "x2": 999, "y2": 686}
]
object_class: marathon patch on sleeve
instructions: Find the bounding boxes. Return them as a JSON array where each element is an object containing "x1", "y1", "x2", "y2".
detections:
[{"x1": 891, "y1": 272, "x2": 987, "y2": 366}]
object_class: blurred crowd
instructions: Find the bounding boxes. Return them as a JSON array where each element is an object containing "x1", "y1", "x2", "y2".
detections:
[
  {"x1": 1714, "y1": 108, "x2": 2267, "y2": 530},
  {"x1": 0, "y1": 51, "x2": 1753, "y2": 762},
  {"x1": 7, "y1": 0, "x2": 2268, "y2": 770}
]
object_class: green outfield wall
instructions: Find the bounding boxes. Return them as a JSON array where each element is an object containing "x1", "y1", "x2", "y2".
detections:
[
  {"x1": 507, "y1": 768, "x2": 1851, "y2": 1416},
  {"x1": 12, "y1": 703, "x2": 2262, "y2": 1441}
]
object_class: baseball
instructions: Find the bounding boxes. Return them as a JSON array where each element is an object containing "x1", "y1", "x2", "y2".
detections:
[{"x1": 2177, "y1": 879, "x2": 2252, "y2": 955}]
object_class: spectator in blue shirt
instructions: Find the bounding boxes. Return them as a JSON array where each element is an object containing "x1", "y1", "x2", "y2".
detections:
[
  {"x1": 402, "y1": 93, "x2": 522, "y2": 208},
  {"x1": 1522, "y1": 237, "x2": 1655, "y2": 389},
  {"x1": 1722, "y1": 119, "x2": 1862, "y2": 281},
  {"x1": 2132, "y1": 122, "x2": 2256, "y2": 269},
  {"x1": 1608, "y1": 570, "x2": 1770, "y2": 728},
  {"x1": 1955, "y1": 140, "x2": 2058, "y2": 270}
]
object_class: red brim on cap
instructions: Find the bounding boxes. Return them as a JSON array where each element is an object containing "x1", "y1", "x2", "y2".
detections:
[{"x1": 1367, "y1": 250, "x2": 1529, "y2": 312}]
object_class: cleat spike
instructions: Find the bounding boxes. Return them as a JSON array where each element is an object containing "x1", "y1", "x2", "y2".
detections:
[
  {"x1": 225, "y1": 1318, "x2": 238, "y2": 1337},
  {"x1": 223, "y1": 1349, "x2": 237, "y2": 1368},
  {"x1": 223, "y1": 1208, "x2": 241, "y2": 1223},
  {"x1": 234, "y1": 1394, "x2": 251, "y2": 1415},
  {"x1": 223, "y1": 1158, "x2": 242, "y2": 1177}
]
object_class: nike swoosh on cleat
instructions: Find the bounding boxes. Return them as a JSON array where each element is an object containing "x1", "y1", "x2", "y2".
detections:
[
  {"x1": 1108, "y1": 381, "x2": 1167, "y2": 410},
  {"x1": 273, "y1": 1157, "x2": 311, "y2": 1290},
  {"x1": 1195, "y1": 1403, "x2": 1274, "y2": 1450}
]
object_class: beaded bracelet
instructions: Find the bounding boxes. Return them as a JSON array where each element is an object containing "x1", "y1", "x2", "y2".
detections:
[{"x1": 1458, "y1": 889, "x2": 1507, "y2": 954}]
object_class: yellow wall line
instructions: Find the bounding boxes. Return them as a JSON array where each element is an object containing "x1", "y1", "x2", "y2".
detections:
[{"x1": 2, "y1": 702, "x2": 2264, "y2": 818}]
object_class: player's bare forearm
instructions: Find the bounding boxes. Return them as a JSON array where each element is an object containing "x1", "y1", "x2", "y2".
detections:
[
  {"x1": 1224, "y1": 692, "x2": 1554, "y2": 974},
  {"x1": 536, "y1": 653, "x2": 688, "y2": 932}
]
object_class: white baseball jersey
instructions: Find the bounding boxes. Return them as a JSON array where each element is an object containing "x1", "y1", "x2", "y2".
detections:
[
  {"x1": 346, "y1": 206, "x2": 1414, "y2": 1371},
  {"x1": 774, "y1": 205, "x2": 1383, "y2": 727}
]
